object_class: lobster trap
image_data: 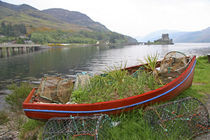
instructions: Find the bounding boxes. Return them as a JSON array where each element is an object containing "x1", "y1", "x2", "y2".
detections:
[
  {"x1": 42, "y1": 114, "x2": 112, "y2": 140},
  {"x1": 35, "y1": 77, "x2": 74, "y2": 104},
  {"x1": 160, "y1": 51, "x2": 189, "y2": 74},
  {"x1": 144, "y1": 97, "x2": 209, "y2": 138}
]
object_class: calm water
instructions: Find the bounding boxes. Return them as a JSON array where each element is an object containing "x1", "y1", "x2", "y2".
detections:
[
  {"x1": 0, "y1": 43, "x2": 210, "y2": 110},
  {"x1": 0, "y1": 43, "x2": 210, "y2": 85}
]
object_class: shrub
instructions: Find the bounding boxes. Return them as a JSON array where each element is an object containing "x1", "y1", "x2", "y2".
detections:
[
  {"x1": 0, "y1": 111, "x2": 9, "y2": 125},
  {"x1": 5, "y1": 83, "x2": 32, "y2": 111},
  {"x1": 19, "y1": 119, "x2": 44, "y2": 140}
]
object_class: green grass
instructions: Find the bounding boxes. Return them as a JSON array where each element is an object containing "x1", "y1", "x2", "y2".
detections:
[
  {"x1": 193, "y1": 56, "x2": 210, "y2": 91},
  {"x1": 107, "y1": 110, "x2": 162, "y2": 140},
  {"x1": 105, "y1": 109, "x2": 190, "y2": 140},
  {"x1": 72, "y1": 67, "x2": 158, "y2": 103}
]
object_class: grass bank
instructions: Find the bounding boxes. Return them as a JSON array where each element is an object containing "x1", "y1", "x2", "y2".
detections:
[
  {"x1": 175, "y1": 56, "x2": 210, "y2": 101},
  {"x1": 2, "y1": 56, "x2": 209, "y2": 139}
]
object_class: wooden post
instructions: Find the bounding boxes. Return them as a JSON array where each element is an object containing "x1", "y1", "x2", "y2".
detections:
[
  {"x1": 23, "y1": 47, "x2": 27, "y2": 53},
  {"x1": 208, "y1": 54, "x2": 210, "y2": 63},
  {"x1": 18, "y1": 47, "x2": 20, "y2": 53},
  {"x1": 26, "y1": 47, "x2": 29, "y2": 53},
  {"x1": 21, "y1": 47, "x2": 24, "y2": 54},
  {"x1": 34, "y1": 46, "x2": 39, "y2": 51},
  {"x1": 12, "y1": 47, "x2": 15, "y2": 55},
  {"x1": 6, "y1": 48, "x2": 10, "y2": 57},
  {"x1": 0, "y1": 48, "x2": 3, "y2": 58}
]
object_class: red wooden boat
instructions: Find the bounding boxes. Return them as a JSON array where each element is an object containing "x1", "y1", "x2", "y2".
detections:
[{"x1": 23, "y1": 55, "x2": 196, "y2": 120}]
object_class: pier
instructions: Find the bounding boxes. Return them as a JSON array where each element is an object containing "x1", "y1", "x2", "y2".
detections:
[{"x1": 0, "y1": 44, "x2": 48, "y2": 58}]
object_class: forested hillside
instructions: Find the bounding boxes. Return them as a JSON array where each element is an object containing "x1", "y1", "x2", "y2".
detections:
[{"x1": 0, "y1": 1, "x2": 137, "y2": 44}]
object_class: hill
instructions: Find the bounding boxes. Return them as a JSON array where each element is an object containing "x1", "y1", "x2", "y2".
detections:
[
  {"x1": 136, "y1": 27, "x2": 210, "y2": 43},
  {"x1": 172, "y1": 27, "x2": 210, "y2": 43},
  {"x1": 0, "y1": 1, "x2": 93, "y2": 32},
  {"x1": 42, "y1": 8, "x2": 109, "y2": 32},
  {"x1": 0, "y1": 1, "x2": 137, "y2": 44}
]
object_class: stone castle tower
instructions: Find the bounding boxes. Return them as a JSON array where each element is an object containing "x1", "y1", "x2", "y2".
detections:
[
  {"x1": 153, "y1": 33, "x2": 173, "y2": 45},
  {"x1": 162, "y1": 34, "x2": 170, "y2": 41},
  {"x1": 146, "y1": 33, "x2": 173, "y2": 45}
]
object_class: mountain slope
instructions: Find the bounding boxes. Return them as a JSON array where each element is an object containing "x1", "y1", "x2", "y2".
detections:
[
  {"x1": 0, "y1": 1, "x2": 37, "y2": 12},
  {"x1": 173, "y1": 27, "x2": 210, "y2": 43},
  {"x1": 42, "y1": 8, "x2": 109, "y2": 32},
  {"x1": 0, "y1": 5, "x2": 16, "y2": 19},
  {"x1": 0, "y1": 1, "x2": 105, "y2": 32},
  {"x1": 0, "y1": 1, "x2": 137, "y2": 44},
  {"x1": 0, "y1": 1, "x2": 88, "y2": 32},
  {"x1": 137, "y1": 27, "x2": 210, "y2": 43}
]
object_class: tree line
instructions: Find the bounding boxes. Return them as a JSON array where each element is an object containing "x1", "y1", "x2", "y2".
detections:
[
  {"x1": 0, "y1": 22, "x2": 27, "y2": 37},
  {"x1": 30, "y1": 30, "x2": 127, "y2": 44}
]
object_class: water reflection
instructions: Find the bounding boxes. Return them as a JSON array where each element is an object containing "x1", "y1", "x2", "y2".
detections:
[
  {"x1": 0, "y1": 43, "x2": 210, "y2": 87},
  {"x1": 0, "y1": 47, "x2": 40, "y2": 58}
]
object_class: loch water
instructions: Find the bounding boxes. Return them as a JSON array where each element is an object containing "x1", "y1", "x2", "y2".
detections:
[{"x1": 0, "y1": 43, "x2": 210, "y2": 87}]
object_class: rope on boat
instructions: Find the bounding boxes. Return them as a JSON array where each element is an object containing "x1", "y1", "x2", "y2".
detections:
[{"x1": 132, "y1": 66, "x2": 145, "y2": 78}]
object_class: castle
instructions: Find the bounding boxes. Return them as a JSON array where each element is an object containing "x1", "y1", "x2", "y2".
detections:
[{"x1": 146, "y1": 34, "x2": 173, "y2": 45}]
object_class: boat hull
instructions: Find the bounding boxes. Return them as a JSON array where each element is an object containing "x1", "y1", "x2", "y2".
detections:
[{"x1": 23, "y1": 56, "x2": 196, "y2": 120}]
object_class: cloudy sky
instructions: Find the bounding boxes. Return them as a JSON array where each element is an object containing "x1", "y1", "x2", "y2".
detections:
[{"x1": 2, "y1": 0, "x2": 210, "y2": 37}]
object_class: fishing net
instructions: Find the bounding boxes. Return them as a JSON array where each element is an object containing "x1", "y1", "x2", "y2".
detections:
[
  {"x1": 160, "y1": 51, "x2": 189, "y2": 74},
  {"x1": 35, "y1": 77, "x2": 74, "y2": 104},
  {"x1": 144, "y1": 97, "x2": 209, "y2": 139},
  {"x1": 42, "y1": 114, "x2": 112, "y2": 140}
]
